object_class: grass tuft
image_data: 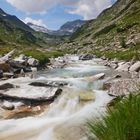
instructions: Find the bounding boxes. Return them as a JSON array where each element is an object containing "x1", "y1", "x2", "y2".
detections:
[{"x1": 88, "y1": 92, "x2": 140, "y2": 140}]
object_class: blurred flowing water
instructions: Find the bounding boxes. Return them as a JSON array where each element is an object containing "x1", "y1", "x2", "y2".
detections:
[{"x1": 0, "y1": 57, "x2": 113, "y2": 140}]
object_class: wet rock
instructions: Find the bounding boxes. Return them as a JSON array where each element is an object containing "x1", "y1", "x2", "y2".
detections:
[
  {"x1": 0, "y1": 70, "x2": 3, "y2": 78},
  {"x1": 2, "y1": 101, "x2": 15, "y2": 110},
  {"x1": 4, "y1": 106, "x2": 45, "y2": 119},
  {"x1": 79, "y1": 91, "x2": 95, "y2": 102},
  {"x1": 79, "y1": 54, "x2": 96, "y2": 60},
  {"x1": 27, "y1": 58, "x2": 39, "y2": 66},
  {"x1": 3, "y1": 72, "x2": 14, "y2": 78},
  {"x1": 29, "y1": 81, "x2": 68, "y2": 87},
  {"x1": 0, "y1": 83, "x2": 15, "y2": 90},
  {"x1": 129, "y1": 61, "x2": 140, "y2": 72},
  {"x1": 85, "y1": 73, "x2": 105, "y2": 81},
  {"x1": 0, "y1": 88, "x2": 62, "y2": 105}
]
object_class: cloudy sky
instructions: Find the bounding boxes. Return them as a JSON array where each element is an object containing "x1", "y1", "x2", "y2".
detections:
[{"x1": 1, "y1": 0, "x2": 116, "y2": 30}]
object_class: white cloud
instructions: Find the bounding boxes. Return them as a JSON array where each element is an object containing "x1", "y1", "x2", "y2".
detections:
[
  {"x1": 23, "y1": 17, "x2": 47, "y2": 27},
  {"x1": 6, "y1": 0, "x2": 113, "y2": 20},
  {"x1": 69, "y1": 0, "x2": 113, "y2": 20}
]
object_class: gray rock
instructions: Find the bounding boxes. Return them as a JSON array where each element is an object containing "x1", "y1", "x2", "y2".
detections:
[
  {"x1": 29, "y1": 81, "x2": 68, "y2": 87},
  {"x1": 116, "y1": 62, "x2": 131, "y2": 72},
  {"x1": 27, "y1": 58, "x2": 39, "y2": 66},
  {"x1": 14, "y1": 54, "x2": 27, "y2": 64},
  {"x1": 129, "y1": 61, "x2": 140, "y2": 72},
  {"x1": 2, "y1": 101, "x2": 15, "y2": 110},
  {"x1": 104, "y1": 79, "x2": 140, "y2": 97},
  {"x1": 0, "y1": 83, "x2": 15, "y2": 90},
  {"x1": 3, "y1": 72, "x2": 14, "y2": 78},
  {"x1": 0, "y1": 70, "x2": 3, "y2": 78},
  {"x1": 110, "y1": 63, "x2": 118, "y2": 69},
  {"x1": 0, "y1": 88, "x2": 62, "y2": 105},
  {"x1": 131, "y1": 72, "x2": 139, "y2": 79}
]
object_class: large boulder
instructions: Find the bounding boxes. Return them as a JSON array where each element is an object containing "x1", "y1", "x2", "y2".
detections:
[
  {"x1": 0, "y1": 87, "x2": 62, "y2": 105},
  {"x1": 129, "y1": 61, "x2": 140, "y2": 72},
  {"x1": 27, "y1": 58, "x2": 39, "y2": 67},
  {"x1": 103, "y1": 79, "x2": 140, "y2": 96}
]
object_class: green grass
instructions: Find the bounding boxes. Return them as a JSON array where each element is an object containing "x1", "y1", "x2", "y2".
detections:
[
  {"x1": 22, "y1": 49, "x2": 64, "y2": 65},
  {"x1": 88, "y1": 93, "x2": 140, "y2": 140},
  {"x1": 0, "y1": 45, "x2": 65, "y2": 65}
]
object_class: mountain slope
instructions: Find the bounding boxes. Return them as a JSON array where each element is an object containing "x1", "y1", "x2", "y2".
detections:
[
  {"x1": 0, "y1": 8, "x2": 33, "y2": 32},
  {"x1": 63, "y1": 0, "x2": 140, "y2": 60}
]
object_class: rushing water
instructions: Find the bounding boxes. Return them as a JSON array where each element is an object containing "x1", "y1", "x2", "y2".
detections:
[{"x1": 0, "y1": 57, "x2": 113, "y2": 140}]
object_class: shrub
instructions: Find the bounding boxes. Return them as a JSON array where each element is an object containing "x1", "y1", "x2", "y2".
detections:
[{"x1": 88, "y1": 93, "x2": 140, "y2": 140}]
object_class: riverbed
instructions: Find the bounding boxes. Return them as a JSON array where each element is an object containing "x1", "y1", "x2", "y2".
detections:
[{"x1": 0, "y1": 56, "x2": 114, "y2": 140}]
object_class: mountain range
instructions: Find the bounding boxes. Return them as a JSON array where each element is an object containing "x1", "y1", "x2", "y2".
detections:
[{"x1": 27, "y1": 20, "x2": 86, "y2": 36}]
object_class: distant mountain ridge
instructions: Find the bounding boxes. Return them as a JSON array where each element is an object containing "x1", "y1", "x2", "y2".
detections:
[{"x1": 27, "y1": 19, "x2": 86, "y2": 36}]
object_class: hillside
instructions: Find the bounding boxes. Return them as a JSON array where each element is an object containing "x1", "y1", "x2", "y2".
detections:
[{"x1": 61, "y1": 0, "x2": 140, "y2": 61}]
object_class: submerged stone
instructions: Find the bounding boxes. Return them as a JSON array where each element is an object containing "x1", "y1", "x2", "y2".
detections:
[{"x1": 79, "y1": 91, "x2": 95, "y2": 102}]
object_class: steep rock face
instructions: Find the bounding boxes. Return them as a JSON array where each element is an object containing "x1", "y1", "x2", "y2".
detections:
[{"x1": 62, "y1": 0, "x2": 140, "y2": 61}]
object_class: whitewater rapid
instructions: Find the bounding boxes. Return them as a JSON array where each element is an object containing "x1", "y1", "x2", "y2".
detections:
[{"x1": 0, "y1": 57, "x2": 113, "y2": 140}]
